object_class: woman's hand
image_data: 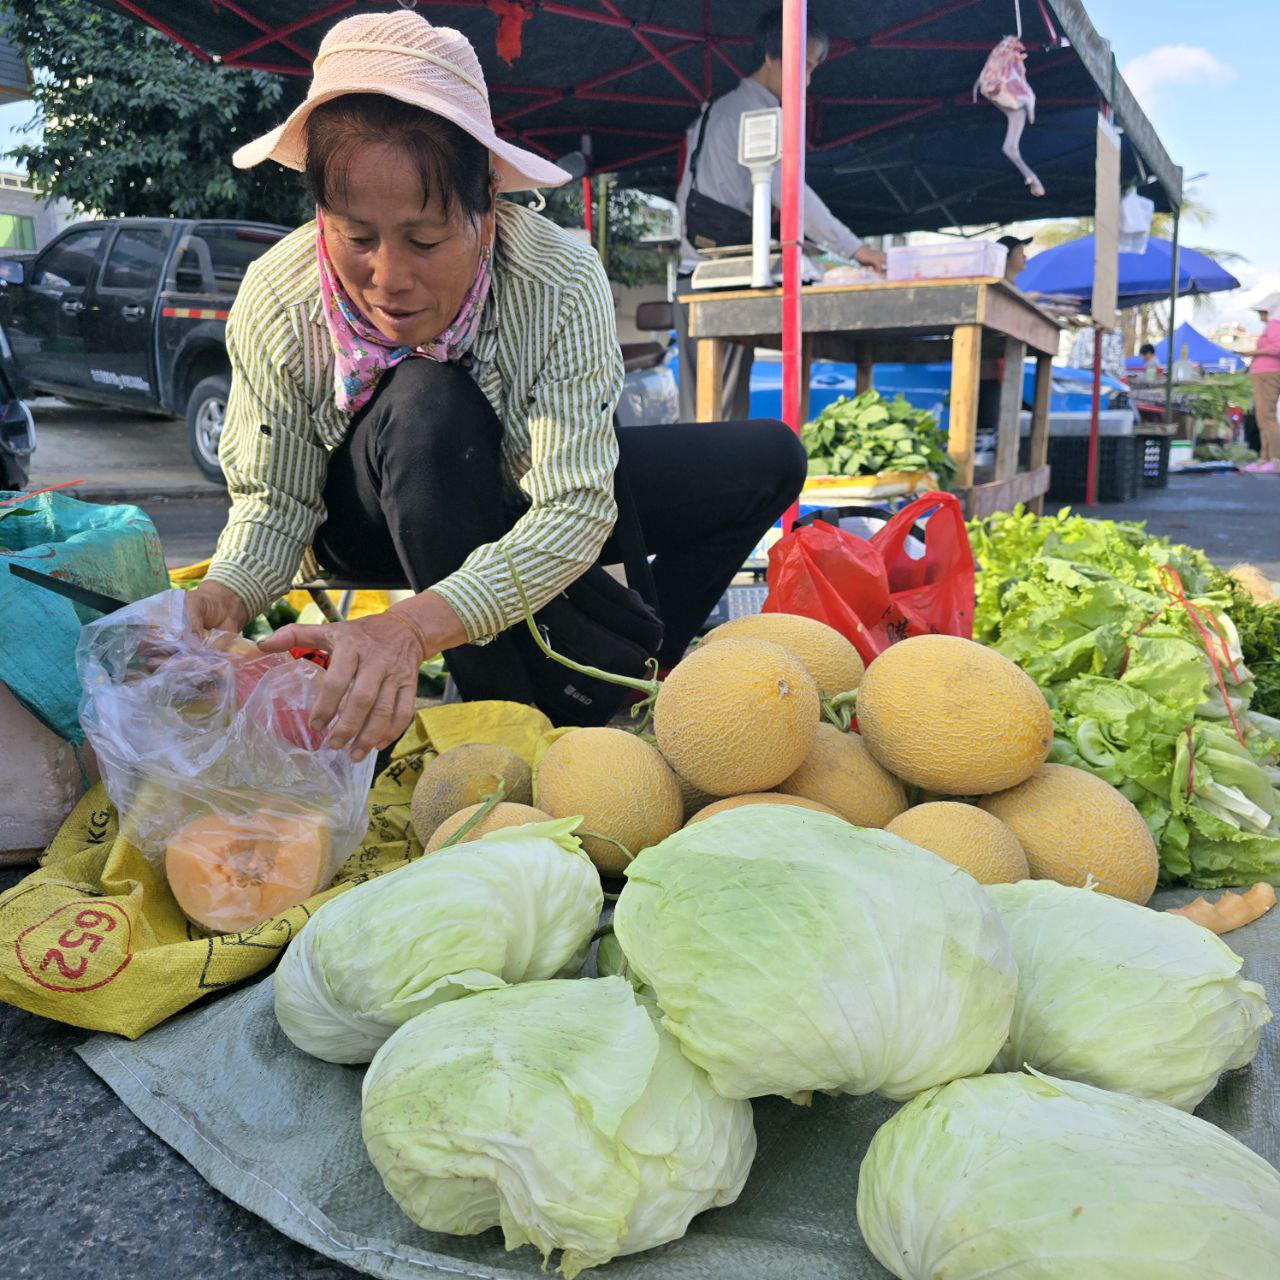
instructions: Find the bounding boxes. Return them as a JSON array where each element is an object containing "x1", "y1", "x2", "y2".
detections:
[
  {"x1": 186, "y1": 580, "x2": 252, "y2": 637},
  {"x1": 258, "y1": 592, "x2": 467, "y2": 761}
]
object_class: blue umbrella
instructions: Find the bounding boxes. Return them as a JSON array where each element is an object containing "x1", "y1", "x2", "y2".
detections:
[
  {"x1": 1123, "y1": 322, "x2": 1247, "y2": 373},
  {"x1": 1015, "y1": 235, "x2": 1239, "y2": 309}
]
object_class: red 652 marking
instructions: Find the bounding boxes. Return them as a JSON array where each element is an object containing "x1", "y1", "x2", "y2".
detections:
[{"x1": 15, "y1": 901, "x2": 133, "y2": 993}]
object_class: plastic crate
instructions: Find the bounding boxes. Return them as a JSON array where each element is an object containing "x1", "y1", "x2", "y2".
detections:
[
  {"x1": 885, "y1": 241, "x2": 1008, "y2": 282},
  {"x1": 1046, "y1": 435, "x2": 1142, "y2": 503},
  {"x1": 1137, "y1": 433, "x2": 1171, "y2": 488}
]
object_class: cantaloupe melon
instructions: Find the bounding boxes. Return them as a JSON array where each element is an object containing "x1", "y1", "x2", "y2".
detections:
[
  {"x1": 164, "y1": 809, "x2": 330, "y2": 933},
  {"x1": 885, "y1": 802, "x2": 1029, "y2": 884},
  {"x1": 653, "y1": 638, "x2": 819, "y2": 796},
  {"x1": 777, "y1": 723, "x2": 908, "y2": 827},
  {"x1": 535, "y1": 727, "x2": 683, "y2": 875},
  {"x1": 979, "y1": 763, "x2": 1159, "y2": 904},
  {"x1": 424, "y1": 801, "x2": 554, "y2": 853},
  {"x1": 856, "y1": 634, "x2": 1053, "y2": 794},
  {"x1": 702, "y1": 612, "x2": 865, "y2": 696},
  {"x1": 686, "y1": 793, "x2": 841, "y2": 825},
  {"x1": 673, "y1": 769, "x2": 717, "y2": 824},
  {"x1": 409, "y1": 743, "x2": 532, "y2": 845}
]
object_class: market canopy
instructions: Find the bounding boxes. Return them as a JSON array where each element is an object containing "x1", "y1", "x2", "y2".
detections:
[
  {"x1": 89, "y1": 0, "x2": 1181, "y2": 236},
  {"x1": 1123, "y1": 322, "x2": 1247, "y2": 373},
  {"x1": 1015, "y1": 235, "x2": 1240, "y2": 310}
]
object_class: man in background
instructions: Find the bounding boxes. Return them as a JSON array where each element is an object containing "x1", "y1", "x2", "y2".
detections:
[
  {"x1": 673, "y1": 8, "x2": 886, "y2": 422},
  {"x1": 998, "y1": 233, "x2": 1032, "y2": 283}
]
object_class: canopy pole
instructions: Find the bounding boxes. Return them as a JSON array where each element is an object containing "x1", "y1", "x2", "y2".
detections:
[
  {"x1": 1087, "y1": 326, "x2": 1102, "y2": 506},
  {"x1": 1164, "y1": 204, "x2": 1181, "y2": 425},
  {"x1": 780, "y1": 0, "x2": 807, "y2": 534}
]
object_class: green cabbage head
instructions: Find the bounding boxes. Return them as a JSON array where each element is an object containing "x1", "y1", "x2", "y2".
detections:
[
  {"x1": 987, "y1": 880, "x2": 1270, "y2": 1109},
  {"x1": 612, "y1": 806, "x2": 1017, "y2": 1100},
  {"x1": 361, "y1": 976, "x2": 755, "y2": 1279},
  {"x1": 274, "y1": 819, "x2": 601, "y2": 1062},
  {"x1": 857, "y1": 1070, "x2": 1280, "y2": 1279}
]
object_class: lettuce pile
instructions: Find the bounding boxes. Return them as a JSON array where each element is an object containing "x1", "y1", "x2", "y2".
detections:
[{"x1": 970, "y1": 509, "x2": 1280, "y2": 887}]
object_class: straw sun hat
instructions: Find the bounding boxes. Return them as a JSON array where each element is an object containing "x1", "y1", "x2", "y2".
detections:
[
  {"x1": 1252, "y1": 292, "x2": 1280, "y2": 315},
  {"x1": 232, "y1": 9, "x2": 569, "y2": 193}
]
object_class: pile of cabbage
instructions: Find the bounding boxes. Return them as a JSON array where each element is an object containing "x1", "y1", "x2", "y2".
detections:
[
  {"x1": 970, "y1": 508, "x2": 1280, "y2": 887},
  {"x1": 273, "y1": 802, "x2": 1276, "y2": 1277}
]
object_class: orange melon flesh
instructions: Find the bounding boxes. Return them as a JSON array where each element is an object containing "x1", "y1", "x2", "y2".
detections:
[{"x1": 164, "y1": 810, "x2": 330, "y2": 933}]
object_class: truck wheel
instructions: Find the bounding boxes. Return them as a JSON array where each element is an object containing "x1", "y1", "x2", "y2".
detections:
[{"x1": 186, "y1": 374, "x2": 230, "y2": 483}]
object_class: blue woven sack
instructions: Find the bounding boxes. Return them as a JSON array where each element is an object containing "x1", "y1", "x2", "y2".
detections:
[{"x1": 0, "y1": 489, "x2": 169, "y2": 741}]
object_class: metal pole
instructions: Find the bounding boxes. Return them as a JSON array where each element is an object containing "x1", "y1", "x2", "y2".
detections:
[
  {"x1": 1087, "y1": 325, "x2": 1102, "y2": 506},
  {"x1": 1164, "y1": 204, "x2": 1181, "y2": 425},
  {"x1": 582, "y1": 176, "x2": 593, "y2": 237},
  {"x1": 594, "y1": 174, "x2": 608, "y2": 272},
  {"x1": 779, "y1": 0, "x2": 807, "y2": 534}
]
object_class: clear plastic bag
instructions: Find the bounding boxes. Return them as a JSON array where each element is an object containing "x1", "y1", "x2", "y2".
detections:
[{"x1": 77, "y1": 589, "x2": 375, "y2": 934}]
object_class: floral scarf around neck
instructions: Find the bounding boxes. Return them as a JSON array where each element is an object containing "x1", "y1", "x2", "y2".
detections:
[{"x1": 315, "y1": 207, "x2": 494, "y2": 414}]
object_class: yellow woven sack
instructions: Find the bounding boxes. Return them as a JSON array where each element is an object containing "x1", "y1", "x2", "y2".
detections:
[{"x1": 0, "y1": 700, "x2": 553, "y2": 1038}]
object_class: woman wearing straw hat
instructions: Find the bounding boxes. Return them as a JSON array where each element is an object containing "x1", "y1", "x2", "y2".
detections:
[
  {"x1": 185, "y1": 11, "x2": 805, "y2": 760},
  {"x1": 1241, "y1": 293, "x2": 1280, "y2": 473}
]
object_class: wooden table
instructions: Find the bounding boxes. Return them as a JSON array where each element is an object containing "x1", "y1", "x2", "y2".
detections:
[{"x1": 682, "y1": 276, "x2": 1062, "y2": 517}]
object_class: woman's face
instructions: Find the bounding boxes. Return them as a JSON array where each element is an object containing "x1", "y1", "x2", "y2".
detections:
[{"x1": 322, "y1": 142, "x2": 493, "y2": 348}]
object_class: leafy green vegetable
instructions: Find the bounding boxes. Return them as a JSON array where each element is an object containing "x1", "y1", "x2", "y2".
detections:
[
  {"x1": 1232, "y1": 595, "x2": 1280, "y2": 718},
  {"x1": 612, "y1": 806, "x2": 1016, "y2": 1101},
  {"x1": 970, "y1": 508, "x2": 1280, "y2": 887},
  {"x1": 987, "y1": 880, "x2": 1270, "y2": 1110},
  {"x1": 856, "y1": 1071, "x2": 1280, "y2": 1280},
  {"x1": 361, "y1": 977, "x2": 755, "y2": 1279},
  {"x1": 801, "y1": 390, "x2": 956, "y2": 488},
  {"x1": 273, "y1": 819, "x2": 602, "y2": 1062}
]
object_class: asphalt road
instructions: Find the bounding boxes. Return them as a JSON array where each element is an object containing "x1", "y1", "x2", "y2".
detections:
[{"x1": 23, "y1": 398, "x2": 230, "y2": 566}]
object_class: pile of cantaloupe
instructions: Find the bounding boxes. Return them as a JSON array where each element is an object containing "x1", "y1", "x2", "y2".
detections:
[{"x1": 408, "y1": 613, "x2": 1159, "y2": 904}]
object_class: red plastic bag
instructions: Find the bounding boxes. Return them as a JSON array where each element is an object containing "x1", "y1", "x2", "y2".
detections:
[{"x1": 763, "y1": 492, "x2": 975, "y2": 665}]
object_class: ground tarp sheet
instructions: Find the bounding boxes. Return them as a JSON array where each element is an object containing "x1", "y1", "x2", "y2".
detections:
[{"x1": 76, "y1": 887, "x2": 1280, "y2": 1280}]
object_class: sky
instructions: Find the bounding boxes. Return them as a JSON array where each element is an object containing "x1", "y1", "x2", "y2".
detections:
[
  {"x1": 0, "y1": 1, "x2": 1276, "y2": 334},
  {"x1": 1079, "y1": 0, "x2": 1279, "y2": 335}
]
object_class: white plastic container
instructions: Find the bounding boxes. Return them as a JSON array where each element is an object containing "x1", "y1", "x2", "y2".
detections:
[
  {"x1": 1018, "y1": 409, "x2": 1136, "y2": 437},
  {"x1": 886, "y1": 242, "x2": 1008, "y2": 282}
]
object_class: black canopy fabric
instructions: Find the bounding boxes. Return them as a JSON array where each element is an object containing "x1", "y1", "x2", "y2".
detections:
[{"x1": 90, "y1": 0, "x2": 1180, "y2": 235}]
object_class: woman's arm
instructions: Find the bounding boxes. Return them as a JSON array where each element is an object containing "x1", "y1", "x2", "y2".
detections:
[
  {"x1": 428, "y1": 257, "x2": 624, "y2": 643},
  {"x1": 197, "y1": 255, "x2": 330, "y2": 624}
]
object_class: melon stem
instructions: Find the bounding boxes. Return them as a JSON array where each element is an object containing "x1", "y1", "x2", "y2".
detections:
[
  {"x1": 577, "y1": 829, "x2": 635, "y2": 863},
  {"x1": 504, "y1": 550, "x2": 659, "y2": 699},
  {"x1": 821, "y1": 689, "x2": 859, "y2": 731},
  {"x1": 437, "y1": 781, "x2": 509, "y2": 851}
]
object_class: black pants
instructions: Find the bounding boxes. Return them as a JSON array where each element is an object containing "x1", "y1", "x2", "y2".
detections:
[{"x1": 313, "y1": 359, "x2": 806, "y2": 701}]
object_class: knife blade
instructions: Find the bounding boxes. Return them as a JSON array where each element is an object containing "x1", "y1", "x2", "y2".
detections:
[{"x1": 6, "y1": 561, "x2": 132, "y2": 615}]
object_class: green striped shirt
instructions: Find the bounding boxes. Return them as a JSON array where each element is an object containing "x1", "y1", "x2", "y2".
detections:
[{"x1": 206, "y1": 200, "x2": 624, "y2": 642}]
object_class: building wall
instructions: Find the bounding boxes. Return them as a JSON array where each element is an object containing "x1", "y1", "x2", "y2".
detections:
[{"x1": 0, "y1": 171, "x2": 77, "y2": 252}]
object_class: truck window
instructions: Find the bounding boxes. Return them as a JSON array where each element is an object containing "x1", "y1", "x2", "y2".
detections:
[
  {"x1": 174, "y1": 225, "x2": 284, "y2": 293},
  {"x1": 31, "y1": 228, "x2": 106, "y2": 290},
  {"x1": 101, "y1": 227, "x2": 169, "y2": 291}
]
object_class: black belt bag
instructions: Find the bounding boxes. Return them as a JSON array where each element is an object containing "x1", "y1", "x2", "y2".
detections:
[
  {"x1": 684, "y1": 188, "x2": 755, "y2": 251},
  {"x1": 683, "y1": 99, "x2": 757, "y2": 251}
]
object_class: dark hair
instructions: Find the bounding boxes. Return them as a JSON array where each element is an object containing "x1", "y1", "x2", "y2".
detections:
[
  {"x1": 1140, "y1": 343, "x2": 1157, "y2": 356},
  {"x1": 304, "y1": 93, "x2": 493, "y2": 221},
  {"x1": 752, "y1": 7, "x2": 829, "y2": 71}
]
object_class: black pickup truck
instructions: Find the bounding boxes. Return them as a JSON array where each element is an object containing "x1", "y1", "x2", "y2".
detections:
[{"x1": 0, "y1": 217, "x2": 289, "y2": 481}]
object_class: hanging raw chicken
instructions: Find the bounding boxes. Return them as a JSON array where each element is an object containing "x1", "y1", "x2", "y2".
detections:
[{"x1": 975, "y1": 35, "x2": 1044, "y2": 197}]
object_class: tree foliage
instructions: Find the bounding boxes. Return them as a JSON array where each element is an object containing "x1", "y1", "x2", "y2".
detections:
[
  {"x1": 1, "y1": 0, "x2": 311, "y2": 224},
  {"x1": 535, "y1": 180, "x2": 673, "y2": 287}
]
